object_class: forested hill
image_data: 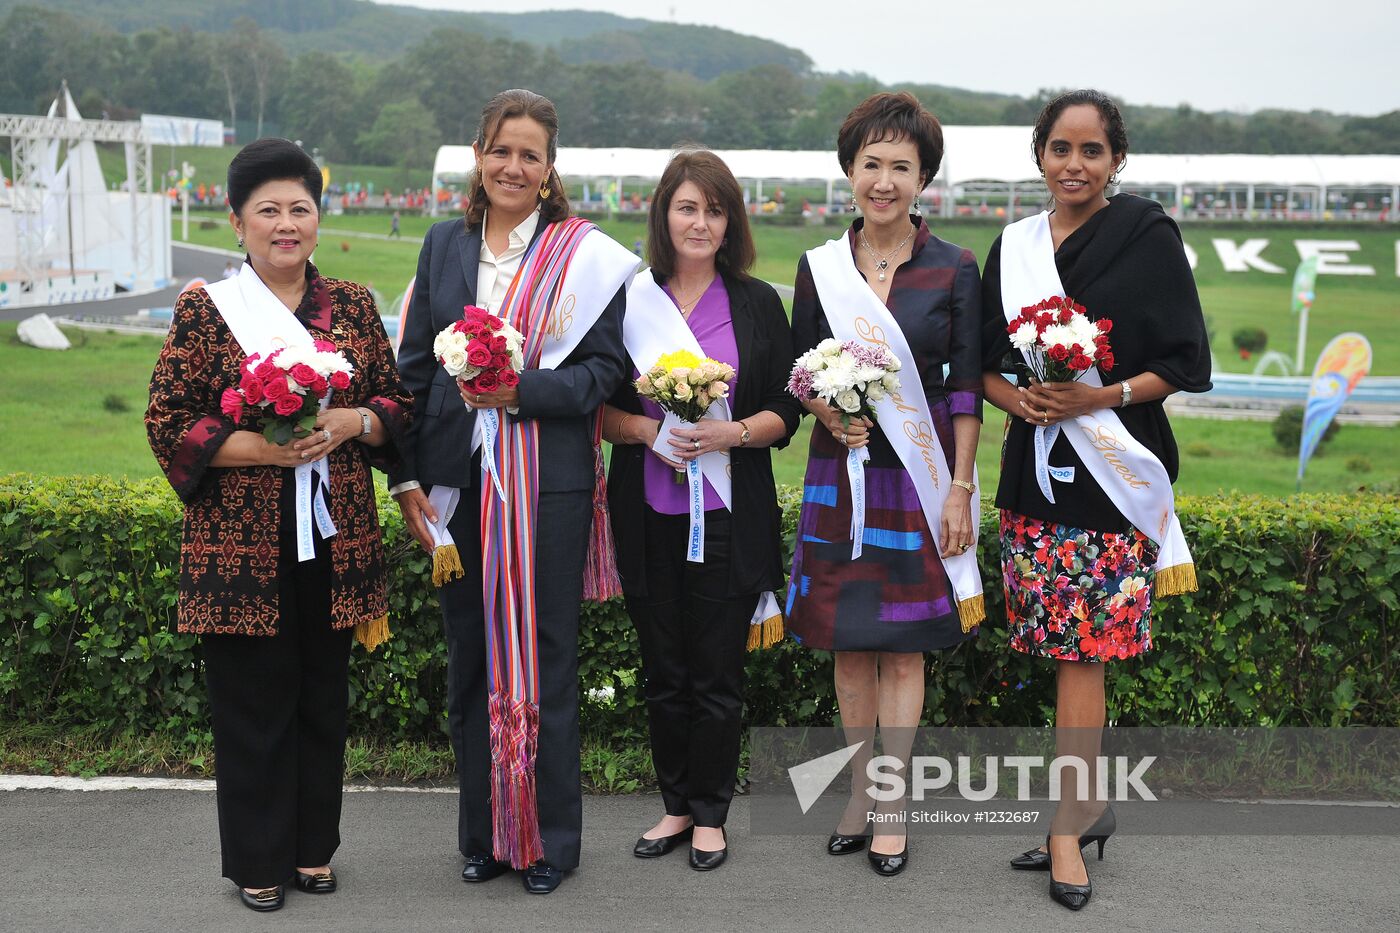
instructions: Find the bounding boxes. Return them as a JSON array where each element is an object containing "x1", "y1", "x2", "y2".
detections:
[{"x1": 0, "y1": 0, "x2": 812, "y2": 76}]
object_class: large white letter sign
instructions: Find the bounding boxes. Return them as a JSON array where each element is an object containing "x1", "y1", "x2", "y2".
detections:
[
  {"x1": 1212, "y1": 239, "x2": 1284, "y2": 274},
  {"x1": 1295, "y1": 240, "x2": 1375, "y2": 276}
]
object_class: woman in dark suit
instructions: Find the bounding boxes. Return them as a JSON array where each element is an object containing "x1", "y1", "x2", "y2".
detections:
[
  {"x1": 390, "y1": 89, "x2": 636, "y2": 895},
  {"x1": 603, "y1": 149, "x2": 802, "y2": 871},
  {"x1": 146, "y1": 138, "x2": 410, "y2": 912}
]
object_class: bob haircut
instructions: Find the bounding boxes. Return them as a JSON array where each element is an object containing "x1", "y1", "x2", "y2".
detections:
[
  {"x1": 226, "y1": 137, "x2": 322, "y2": 216},
  {"x1": 646, "y1": 147, "x2": 754, "y2": 281},
  {"x1": 836, "y1": 91, "x2": 944, "y2": 190},
  {"x1": 465, "y1": 88, "x2": 570, "y2": 227}
]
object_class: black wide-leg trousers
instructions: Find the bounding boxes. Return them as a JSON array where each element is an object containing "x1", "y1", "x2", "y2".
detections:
[
  {"x1": 201, "y1": 528, "x2": 351, "y2": 889},
  {"x1": 438, "y1": 481, "x2": 590, "y2": 870},
  {"x1": 626, "y1": 508, "x2": 758, "y2": 828}
]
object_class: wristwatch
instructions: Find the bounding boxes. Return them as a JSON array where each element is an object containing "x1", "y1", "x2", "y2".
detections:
[
  {"x1": 737, "y1": 420, "x2": 751, "y2": 447},
  {"x1": 1119, "y1": 380, "x2": 1133, "y2": 408},
  {"x1": 952, "y1": 479, "x2": 976, "y2": 494},
  {"x1": 356, "y1": 407, "x2": 372, "y2": 438}
]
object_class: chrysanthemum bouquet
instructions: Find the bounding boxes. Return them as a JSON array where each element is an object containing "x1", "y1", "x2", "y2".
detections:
[
  {"x1": 433, "y1": 304, "x2": 526, "y2": 394},
  {"x1": 786, "y1": 337, "x2": 901, "y2": 425},
  {"x1": 220, "y1": 341, "x2": 354, "y2": 445},
  {"x1": 635, "y1": 349, "x2": 735, "y2": 423},
  {"x1": 1007, "y1": 295, "x2": 1114, "y2": 383}
]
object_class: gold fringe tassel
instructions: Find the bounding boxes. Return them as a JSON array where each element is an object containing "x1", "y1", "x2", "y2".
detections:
[
  {"x1": 354, "y1": 614, "x2": 391, "y2": 652},
  {"x1": 432, "y1": 543, "x2": 464, "y2": 588},
  {"x1": 957, "y1": 593, "x2": 985, "y2": 633},
  {"x1": 746, "y1": 612, "x2": 785, "y2": 652},
  {"x1": 1155, "y1": 562, "x2": 1198, "y2": 597}
]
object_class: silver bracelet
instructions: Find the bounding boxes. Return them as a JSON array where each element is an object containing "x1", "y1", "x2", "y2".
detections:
[{"x1": 1118, "y1": 381, "x2": 1133, "y2": 408}]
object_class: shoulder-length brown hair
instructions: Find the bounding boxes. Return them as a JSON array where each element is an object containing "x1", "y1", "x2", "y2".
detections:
[
  {"x1": 646, "y1": 148, "x2": 755, "y2": 281},
  {"x1": 465, "y1": 89, "x2": 570, "y2": 228}
]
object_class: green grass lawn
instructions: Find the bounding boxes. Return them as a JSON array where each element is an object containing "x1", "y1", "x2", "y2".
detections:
[{"x1": 3, "y1": 322, "x2": 1395, "y2": 495}]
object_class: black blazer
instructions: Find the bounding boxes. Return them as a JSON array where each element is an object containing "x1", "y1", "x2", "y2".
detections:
[
  {"x1": 390, "y1": 217, "x2": 627, "y2": 493},
  {"x1": 606, "y1": 273, "x2": 802, "y2": 597}
]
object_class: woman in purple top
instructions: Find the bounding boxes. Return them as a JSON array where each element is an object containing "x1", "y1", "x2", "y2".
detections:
[{"x1": 603, "y1": 150, "x2": 802, "y2": 871}]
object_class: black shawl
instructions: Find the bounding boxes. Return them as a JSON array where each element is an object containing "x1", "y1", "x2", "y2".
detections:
[{"x1": 980, "y1": 194, "x2": 1212, "y2": 532}]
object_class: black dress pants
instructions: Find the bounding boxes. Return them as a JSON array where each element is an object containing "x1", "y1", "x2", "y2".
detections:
[
  {"x1": 438, "y1": 481, "x2": 590, "y2": 869},
  {"x1": 201, "y1": 527, "x2": 351, "y2": 889},
  {"x1": 626, "y1": 508, "x2": 758, "y2": 828}
]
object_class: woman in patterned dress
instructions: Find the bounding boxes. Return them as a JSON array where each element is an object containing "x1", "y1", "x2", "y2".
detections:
[
  {"x1": 146, "y1": 138, "x2": 410, "y2": 913},
  {"x1": 980, "y1": 90, "x2": 1211, "y2": 910},
  {"x1": 785, "y1": 92, "x2": 984, "y2": 877}
]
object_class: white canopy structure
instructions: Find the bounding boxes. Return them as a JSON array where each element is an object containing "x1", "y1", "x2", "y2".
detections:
[
  {"x1": 432, "y1": 126, "x2": 1400, "y2": 221},
  {"x1": 0, "y1": 86, "x2": 171, "y2": 310}
]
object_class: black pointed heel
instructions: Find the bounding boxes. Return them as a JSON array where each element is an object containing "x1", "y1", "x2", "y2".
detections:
[
  {"x1": 866, "y1": 837, "x2": 909, "y2": 877},
  {"x1": 1010, "y1": 805, "x2": 1115, "y2": 870},
  {"x1": 1045, "y1": 834, "x2": 1092, "y2": 911},
  {"x1": 827, "y1": 820, "x2": 872, "y2": 856}
]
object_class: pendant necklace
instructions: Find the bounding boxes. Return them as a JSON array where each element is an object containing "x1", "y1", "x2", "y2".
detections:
[{"x1": 859, "y1": 227, "x2": 915, "y2": 282}]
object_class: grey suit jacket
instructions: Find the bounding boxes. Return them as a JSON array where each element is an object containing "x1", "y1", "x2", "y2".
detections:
[{"x1": 389, "y1": 217, "x2": 627, "y2": 493}]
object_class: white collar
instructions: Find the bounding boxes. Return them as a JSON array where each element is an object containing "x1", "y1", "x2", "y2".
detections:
[{"x1": 481, "y1": 209, "x2": 540, "y2": 256}]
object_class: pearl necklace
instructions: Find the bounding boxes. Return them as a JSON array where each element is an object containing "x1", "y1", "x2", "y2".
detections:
[{"x1": 859, "y1": 227, "x2": 915, "y2": 282}]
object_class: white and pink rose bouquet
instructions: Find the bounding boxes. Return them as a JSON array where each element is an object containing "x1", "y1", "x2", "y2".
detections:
[{"x1": 221, "y1": 341, "x2": 354, "y2": 445}]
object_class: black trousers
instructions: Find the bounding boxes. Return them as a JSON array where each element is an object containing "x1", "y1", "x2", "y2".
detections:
[
  {"x1": 201, "y1": 528, "x2": 351, "y2": 889},
  {"x1": 439, "y1": 481, "x2": 589, "y2": 869},
  {"x1": 625, "y1": 508, "x2": 757, "y2": 828}
]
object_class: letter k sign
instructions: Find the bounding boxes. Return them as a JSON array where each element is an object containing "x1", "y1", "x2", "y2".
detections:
[{"x1": 788, "y1": 742, "x2": 864, "y2": 814}]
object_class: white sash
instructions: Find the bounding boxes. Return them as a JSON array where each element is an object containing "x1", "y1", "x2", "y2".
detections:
[
  {"x1": 622, "y1": 269, "x2": 780, "y2": 622},
  {"x1": 205, "y1": 263, "x2": 336, "y2": 563},
  {"x1": 805, "y1": 238, "x2": 984, "y2": 628},
  {"x1": 998, "y1": 212, "x2": 1194, "y2": 582},
  {"x1": 429, "y1": 226, "x2": 639, "y2": 551}
]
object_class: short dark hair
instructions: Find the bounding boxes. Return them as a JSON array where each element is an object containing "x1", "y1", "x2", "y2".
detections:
[
  {"x1": 837, "y1": 92, "x2": 944, "y2": 189},
  {"x1": 1032, "y1": 89, "x2": 1130, "y2": 173},
  {"x1": 647, "y1": 148, "x2": 755, "y2": 281},
  {"x1": 226, "y1": 138, "x2": 322, "y2": 216},
  {"x1": 466, "y1": 88, "x2": 570, "y2": 227}
]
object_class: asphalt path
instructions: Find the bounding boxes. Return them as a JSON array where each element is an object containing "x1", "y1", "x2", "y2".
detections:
[
  {"x1": 2, "y1": 786, "x2": 1395, "y2": 932},
  {"x1": 0, "y1": 244, "x2": 233, "y2": 323}
]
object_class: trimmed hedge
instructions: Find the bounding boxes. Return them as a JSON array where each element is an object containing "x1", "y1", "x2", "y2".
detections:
[{"x1": 2, "y1": 475, "x2": 1396, "y2": 744}]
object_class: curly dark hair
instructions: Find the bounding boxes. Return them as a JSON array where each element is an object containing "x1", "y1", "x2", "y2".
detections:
[
  {"x1": 1031, "y1": 89, "x2": 1129, "y2": 175},
  {"x1": 837, "y1": 91, "x2": 943, "y2": 189}
]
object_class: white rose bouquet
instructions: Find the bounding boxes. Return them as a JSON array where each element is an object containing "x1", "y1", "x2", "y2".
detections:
[{"x1": 786, "y1": 337, "x2": 902, "y2": 426}]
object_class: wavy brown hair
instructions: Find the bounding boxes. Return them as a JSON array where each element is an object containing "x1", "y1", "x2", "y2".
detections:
[
  {"x1": 465, "y1": 89, "x2": 570, "y2": 227},
  {"x1": 646, "y1": 147, "x2": 754, "y2": 282}
]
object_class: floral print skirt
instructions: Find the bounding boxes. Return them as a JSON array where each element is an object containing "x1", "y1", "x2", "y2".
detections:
[{"x1": 999, "y1": 510, "x2": 1159, "y2": 662}]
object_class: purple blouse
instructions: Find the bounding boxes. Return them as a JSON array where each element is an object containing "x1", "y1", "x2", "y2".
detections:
[{"x1": 640, "y1": 277, "x2": 739, "y2": 514}]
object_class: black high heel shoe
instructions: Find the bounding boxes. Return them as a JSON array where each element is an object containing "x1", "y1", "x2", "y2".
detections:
[
  {"x1": 827, "y1": 820, "x2": 872, "y2": 856},
  {"x1": 866, "y1": 836, "x2": 909, "y2": 877},
  {"x1": 1010, "y1": 805, "x2": 1115, "y2": 870},
  {"x1": 1045, "y1": 834, "x2": 1092, "y2": 911}
]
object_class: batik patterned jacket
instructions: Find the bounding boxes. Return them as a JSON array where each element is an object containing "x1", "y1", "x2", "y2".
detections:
[{"x1": 146, "y1": 264, "x2": 411, "y2": 636}]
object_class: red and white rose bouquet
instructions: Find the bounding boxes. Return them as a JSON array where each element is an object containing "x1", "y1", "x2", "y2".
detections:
[
  {"x1": 1007, "y1": 295, "x2": 1114, "y2": 383},
  {"x1": 220, "y1": 340, "x2": 354, "y2": 445},
  {"x1": 433, "y1": 304, "x2": 525, "y2": 394}
]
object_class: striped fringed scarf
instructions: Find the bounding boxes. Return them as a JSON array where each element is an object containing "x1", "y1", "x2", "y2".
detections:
[{"x1": 480, "y1": 216, "x2": 596, "y2": 869}]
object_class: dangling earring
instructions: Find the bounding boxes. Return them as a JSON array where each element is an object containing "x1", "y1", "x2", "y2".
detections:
[
  {"x1": 539, "y1": 182, "x2": 550, "y2": 200},
  {"x1": 847, "y1": 200, "x2": 857, "y2": 214},
  {"x1": 236, "y1": 235, "x2": 244, "y2": 249}
]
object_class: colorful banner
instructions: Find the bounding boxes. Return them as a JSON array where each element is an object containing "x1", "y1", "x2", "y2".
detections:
[
  {"x1": 1291, "y1": 255, "x2": 1319, "y2": 315},
  {"x1": 1298, "y1": 332, "x2": 1372, "y2": 485}
]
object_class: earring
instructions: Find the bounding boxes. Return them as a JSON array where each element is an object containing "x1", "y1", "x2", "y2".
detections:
[
  {"x1": 237, "y1": 236, "x2": 244, "y2": 249},
  {"x1": 847, "y1": 200, "x2": 857, "y2": 213},
  {"x1": 539, "y1": 178, "x2": 551, "y2": 199}
]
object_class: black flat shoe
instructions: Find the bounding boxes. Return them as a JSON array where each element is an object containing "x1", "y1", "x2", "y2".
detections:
[
  {"x1": 866, "y1": 838, "x2": 909, "y2": 877},
  {"x1": 1010, "y1": 806, "x2": 1116, "y2": 871},
  {"x1": 461, "y1": 854, "x2": 511, "y2": 883},
  {"x1": 238, "y1": 886, "x2": 284, "y2": 912},
  {"x1": 633, "y1": 825, "x2": 693, "y2": 858},
  {"x1": 1046, "y1": 834, "x2": 1093, "y2": 911},
  {"x1": 294, "y1": 869, "x2": 337, "y2": 893},
  {"x1": 522, "y1": 861, "x2": 564, "y2": 894},
  {"x1": 688, "y1": 829, "x2": 727, "y2": 871},
  {"x1": 827, "y1": 821, "x2": 872, "y2": 856}
]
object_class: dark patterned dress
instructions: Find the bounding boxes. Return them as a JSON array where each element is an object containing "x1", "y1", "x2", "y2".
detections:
[
  {"x1": 980, "y1": 196, "x2": 1212, "y2": 661},
  {"x1": 146, "y1": 263, "x2": 411, "y2": 636},
  {"x1": 786, "y1": 218, "x2": 983, "y2": 653}
]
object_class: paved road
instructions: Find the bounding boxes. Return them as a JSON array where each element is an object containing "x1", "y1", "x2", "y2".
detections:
[
  {"x1": 3, "y1": 786, "x2": 1395, "y2": 932},
  {"x1": 0, "y1": 245, "x2": 232, "y2": 323}
]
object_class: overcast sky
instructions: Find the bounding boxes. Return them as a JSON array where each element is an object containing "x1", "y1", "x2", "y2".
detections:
[{"x1": 396, "y1": 0, "x2": 1396, "y2": 116}]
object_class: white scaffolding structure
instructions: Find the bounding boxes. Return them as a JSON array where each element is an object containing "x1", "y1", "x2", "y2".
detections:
[{"x1": 1, "y1": 96, "x2": 169, "y2": 307}]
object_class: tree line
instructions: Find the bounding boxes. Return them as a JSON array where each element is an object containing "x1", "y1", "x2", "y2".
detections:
[{"x1": 2, "y1": 5, "x2": 1397, "y2": 174}]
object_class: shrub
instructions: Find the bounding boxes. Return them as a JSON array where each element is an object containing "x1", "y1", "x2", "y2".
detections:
[
  {"x1": 101, "y1": 394, "x2": 129, "y2": 413},
  {"x1": 1272, "y1": 405, "x2": 1340, "y2": 453},
  {"x1": 1231, "y1": 326, "x2": 1268, "y2": 356},
  {"x1": 1, "y1": 476, "x2": 1396, "y2": 745}
]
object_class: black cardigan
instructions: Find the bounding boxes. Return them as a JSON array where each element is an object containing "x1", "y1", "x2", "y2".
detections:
[{"x1": 606, "y1": 272, "x2": 803, "y2": 598}]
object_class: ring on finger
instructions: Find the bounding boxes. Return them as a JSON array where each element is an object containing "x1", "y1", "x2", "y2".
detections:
[{"x1": 322, "y1": 428, "x2": 332, "y2": 443}]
